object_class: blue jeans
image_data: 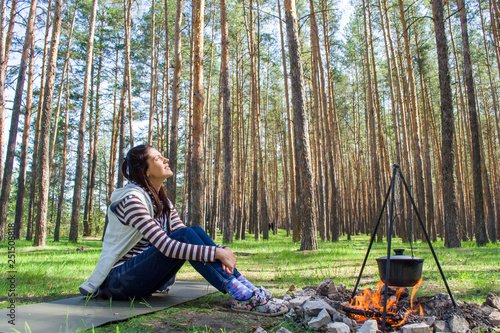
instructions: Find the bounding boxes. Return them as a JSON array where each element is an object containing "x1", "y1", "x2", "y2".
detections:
[{"x1": 100, "y1": 225, "x2": 241, "y2": 300}]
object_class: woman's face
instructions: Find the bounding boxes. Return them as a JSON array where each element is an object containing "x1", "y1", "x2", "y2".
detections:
[{"x1": 146, "y1": 148, "x2": 173, "y2": 182}]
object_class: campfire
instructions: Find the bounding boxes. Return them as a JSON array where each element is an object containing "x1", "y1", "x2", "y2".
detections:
[
  {"x1": 282, "y1": 278, "x2": 499, "y2": 332},
  {"x1": 341, "y1": 279, "x2": 424, "y2": 329}
]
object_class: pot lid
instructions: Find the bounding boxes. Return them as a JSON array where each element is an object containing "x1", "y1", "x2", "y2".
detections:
[{"x1": 376, "y1": 248, "x2": 424, "y2": 262}]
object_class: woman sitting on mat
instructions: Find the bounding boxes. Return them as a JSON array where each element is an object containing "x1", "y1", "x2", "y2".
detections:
[{"x1": 79, "y1": 144, "x2": 287, "y2": 316}]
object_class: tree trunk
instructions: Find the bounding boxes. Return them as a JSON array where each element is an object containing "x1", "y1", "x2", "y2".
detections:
[
  {"x1": 0, "y1": 0, "x2": 18, "y2": 193},
  {"x1": 117, "y1": 0, "x2": 132, "y2": 189},
  {"x1": 148, "y1": 0, "x2": 156, "y2": 144},
  {"x1": 105, "y1": 48, "x2": 121, "y2": 238},
  {"x1": 0, "y1": 0, "x2": 37, "y2": 241},
  {"x1": 457, "y1": 0, "x2": 488, "y2": 245},
  {"x1": 321, "y1": 6, "x2": 339, "y2": 242},
  {"x1": 26, "y1": 0, "x2": 53, "y2": 241},
  {"x1": 308, "y1": 0, "x2": 326, "y2": 242},
  {"x1": 167, "y1": 0, "x2": 183, "y2": 205},
  {"x1": 190, "y1": 0, "x2": 205, "y2": 227},
  {"x1": 13, "y1": 37, "x2": 35, "y2": 239},
  {"x1": 221, "y1": 0, "x2": 233, "y2": 243},
  {"x1": 162, "y1": 0, "x2": 171, "y2": 156},
  {"x1": 54, "y1": 61, "x2": 72, "y2": 242},
  {"x1": 277, "y1": 0, "x2": 295, "y2": 238},
  {"x1": 33, "y1": 0, "x2": 64, "y2": 247},
  {"x1": 84, "y1": 27, "x2": 103, "y2": 238},
  {"x1": 398, "y1": 0, "x2": 426, "y2": 237},
  {"x1": 54, "y1": 2, "x2": 81, "y2": 239},
  {"x1": 432, "y1": 0, "x2": 460, "y2": 248},
  {"x1": 243, "y1": 0, "x2": 260, "y2": 239},
  {"x1": 362, "y1": 0, "x2": 382, "y2": 243},
  {"x1": 284, "y1": 0, "x2": 317, "y2": 250},
  {"x1": 69, "y1": 0, "x2": 97, "y2": 242}
]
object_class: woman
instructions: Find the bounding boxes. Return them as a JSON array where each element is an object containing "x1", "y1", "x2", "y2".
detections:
[{"x1": 79, "y1": 144, "x2": 287, "y2": 316}]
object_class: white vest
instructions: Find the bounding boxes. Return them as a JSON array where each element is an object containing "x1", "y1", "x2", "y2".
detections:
[{"x1": 79, "y1": 183, "x2": 154, "y2": 296}]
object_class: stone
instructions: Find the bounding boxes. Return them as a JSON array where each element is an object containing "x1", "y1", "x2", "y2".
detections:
[
  {"x1": 253, "y1": 327, "x2": 267, "y2": 333},
  {"x1": 483, "y1": 292, "x2": 500, "y2": 310},
  {"x1": 448, "y1": 314, "x2": 469, "y2": 333},
  {"x1": 282, "y1": 294, "x2": 292, "y2": 302},
  {"x1": 400, "y1": 322, "x2": 432, "y2": 333},
  {"x1": 291, "y1": 288, "x2": 316, "y2": 298},
  {"x1": 489, "y1": 310, "x2": 500, "y2": 326},
  {"x1": 325, "y1": 322, "x2": 350, "y2": 333},
  {"x1": 308, "y1": 308, "x2": 332, "y2": 330},
  {"x1": 433, "y1": 320, "x2": 450, "y2": 332},
  {"x1": 317, "y1": 278, "x2": 337, "y2": 296},
  {"x1": 481, "y1": 305, "x2": 496, "y2": 316},
  {"x1": 357, "y1": 319, "x2": 379, "y2": 333},
  {"x1": 351, "y1": 319, "x2": 359, "y2": 332},
  {"x1": 288, "y1": 296, "x2": 310, "y2": 309},
  {"x1": 332, "y1": 310, "x2": 345, "y2": 322},
  {"x1": 342, "y1": 316, "x2": 354, "y2": 331},
  {"x1": 284, "y1": 308, "x2": 297, "y2": 322},
  {"x1": 275, "y1": 328, "x2": 293, "y2": 333},
  {"x1": 423, "y1": 315, "x2": 435, "y2": 327},
  {"x1": 303, "y1": 299, "x2": 335, "y2": 317}
]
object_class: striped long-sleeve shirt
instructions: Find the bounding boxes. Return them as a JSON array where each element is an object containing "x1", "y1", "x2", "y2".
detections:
[{"x1": 112, "y1": 194, "x2": 216, "y2": 268}]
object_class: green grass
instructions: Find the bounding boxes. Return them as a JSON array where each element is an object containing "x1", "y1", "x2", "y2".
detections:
[{"x1": 1, "y1": 231, "x2": 499, "y2": 331}]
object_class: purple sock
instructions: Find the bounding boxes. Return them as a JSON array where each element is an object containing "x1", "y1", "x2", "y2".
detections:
[
  {"x1": 225, "y1": 278, "x2": 254, "y2": 300},
  {"x1": 237, "y1": 275, "x2": 258, "y2": 291}
]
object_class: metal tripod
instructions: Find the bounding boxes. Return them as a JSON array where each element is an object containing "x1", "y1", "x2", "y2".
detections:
[{"x1": 350, "y1": 164, "x2": 456, "y2": 331}]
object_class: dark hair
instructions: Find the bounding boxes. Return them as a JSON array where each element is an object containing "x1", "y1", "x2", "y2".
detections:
[{"x1": 121, "y1": 144, "x2": 170, "y2": 218}]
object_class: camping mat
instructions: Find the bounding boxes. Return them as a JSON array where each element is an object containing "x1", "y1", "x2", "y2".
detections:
[{"x1": 0, "y1": 281, "x2": 217, "y2": 333}]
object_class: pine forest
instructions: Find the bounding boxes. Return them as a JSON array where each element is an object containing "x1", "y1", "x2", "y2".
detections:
[{"x1": 0, "y1": 0, "x2": 499, "y2": 250}]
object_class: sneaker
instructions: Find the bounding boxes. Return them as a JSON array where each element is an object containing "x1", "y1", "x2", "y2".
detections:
[
  {"x1": 231, "y1": 291, "x2": 288, "y2": 317},
  {"x1": 258, "y1": 286, "x2": 272, "y2": 300}
]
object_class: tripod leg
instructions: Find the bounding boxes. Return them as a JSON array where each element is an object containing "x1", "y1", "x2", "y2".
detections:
[
  {"x1": 350, "y1": 178, "x2": 393, "y2": 300},
  {"x1": 382, "y1": 164, "x2": 399, "y2": 331},
  {"x1": 397, "y1": 169, "x2": 457, "y2": 307},
  {"x1": 350, "y1": 166, "x2": 394, "y2": 301}
]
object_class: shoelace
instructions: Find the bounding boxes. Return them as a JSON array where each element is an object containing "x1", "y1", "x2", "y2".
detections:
[
  {"x1": 253, "y1": 290, "x2": 269, "y2": 304},
  {"x1": 259, "y1": 286, "x2": 272, "y2": 298}
]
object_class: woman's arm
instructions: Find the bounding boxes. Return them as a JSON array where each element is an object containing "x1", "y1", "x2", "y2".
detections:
[{"x1": 114, "y1": 195, "x2": 216, "y2": 262}]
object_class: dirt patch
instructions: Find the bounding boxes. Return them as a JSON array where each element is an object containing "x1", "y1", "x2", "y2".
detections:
[{"x1": 142, "y1": 298, "x2": 285, "y2": 333}]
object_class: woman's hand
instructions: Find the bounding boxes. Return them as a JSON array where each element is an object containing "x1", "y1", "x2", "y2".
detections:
[{"x1": 215, "y1": 247, "x2": 236, "y2": 274}]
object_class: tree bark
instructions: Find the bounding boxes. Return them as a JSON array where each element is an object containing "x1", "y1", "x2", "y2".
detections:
[
  {"x1": 0, "y1": 0, "x2": 18, "y2": 194},
  {"x1": 54, "y1": 61, "x2": 71, "y2": 242},
  {"x1": 432, "y1": 0, "x2": 460, "y2": 248},
  {"x1": 167, "y1": 0, "x2": 183, "y2": 204},
  {"x1": 69, "y1": 0, "x2": 98, "y2": 242},
  {"x1": 284, "y1": 0, "x2": 317, "y2": 250},
  {"x1": 33, "y1": 0, "x2": 64, "y2": 247},
  {"x1": 13, "y1": 36, "x2": 35, "y2": 240},
  {"x1": 117, "y1": 0, "x2": 132, "y2": 189},
  {"x1": 149, "y1": 0, "x2": 156, "y2": 144},
  {"x1": 26, "y1": 0, "x2": 53, "y2": 241},
  {"x1": 84, "y1": 25, "x2": 103, "y2": 238},
  {"x1": 457, "y1": 0, "x2": 488, "y2": 245},
  {"x1": 221, "y1": 0, "x2": 233, "y2": 243},
  {"x1": 0, "y1": 0, "x2": 37, "y2": 240},
  {"x1": 398, "y1": 0, "x2": 426, "y2": 237},
  {"x1": 190, "y1": 0, "x2": 205, "y2": 227},
  {"x1": 277, "y1": 0, "x2": 295, "y2": 238}
]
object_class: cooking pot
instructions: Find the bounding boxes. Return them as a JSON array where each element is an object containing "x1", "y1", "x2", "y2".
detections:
[{"x1": 376, "y1": 249, "x2": 424, "y2": 287}]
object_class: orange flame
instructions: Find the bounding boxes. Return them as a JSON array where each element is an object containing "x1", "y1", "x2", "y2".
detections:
[{"x1": 347, "y1": 278, "x2": 424, "y2": 328}]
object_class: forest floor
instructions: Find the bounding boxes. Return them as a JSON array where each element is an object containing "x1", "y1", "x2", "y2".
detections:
[{"x1": 1, "y1": 230, "x2": 499, "y2": 332}]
